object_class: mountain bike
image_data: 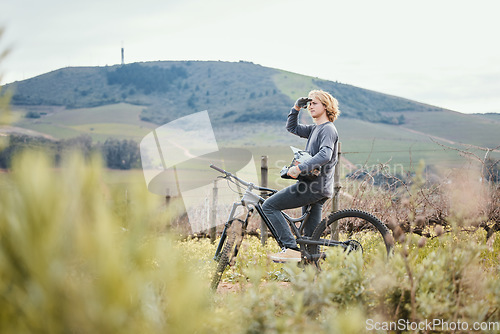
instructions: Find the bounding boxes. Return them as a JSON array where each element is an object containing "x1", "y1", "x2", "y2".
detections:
[{"x1": 209, "y1": 164, "x2": 394, "y2": 290}]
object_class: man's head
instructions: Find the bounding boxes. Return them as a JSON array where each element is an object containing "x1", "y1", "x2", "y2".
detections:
[{"x1": 308, "y1": 90, "x2": 340, "y2": 122}]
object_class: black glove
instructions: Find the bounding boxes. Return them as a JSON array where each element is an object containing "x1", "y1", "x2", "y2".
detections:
[{"x1": 295, "y1": 97, "x2": 312, "y2": 109}]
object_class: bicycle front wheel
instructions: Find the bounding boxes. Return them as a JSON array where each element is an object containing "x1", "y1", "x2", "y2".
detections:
[
  {"x1": 211, "y1": 221, "x2": 243, "y2": 291},
  {"x1": 308, "y1": 209, "x2": 394, "y2": 262}
]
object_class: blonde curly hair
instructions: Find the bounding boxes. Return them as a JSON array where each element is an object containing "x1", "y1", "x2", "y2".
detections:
[{"x1": 308, "y1": 90, "x2": 340, "y2": 122}]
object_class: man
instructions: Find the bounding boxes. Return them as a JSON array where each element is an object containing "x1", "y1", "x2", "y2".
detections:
[{"x1": 263, "y1": 89, "x2": 340, "y2": 262}]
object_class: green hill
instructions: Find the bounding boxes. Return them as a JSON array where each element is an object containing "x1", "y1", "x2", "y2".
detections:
[
  {"x1": 2, "y1": 60, "x2": 499, "y2": 169},
  {"x1": 4, "y1": 60, "x2": 444, "y2": 125}
]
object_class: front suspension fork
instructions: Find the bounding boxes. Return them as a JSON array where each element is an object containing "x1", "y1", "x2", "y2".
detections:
[{"x1": 213, "y1": 204, "x2": 253, "y2": 261}]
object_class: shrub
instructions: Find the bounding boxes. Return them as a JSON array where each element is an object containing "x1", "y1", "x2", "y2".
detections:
[
  {"x1": 25, "y1": 110, "x2": 41, "y2": 118},
  {"x1": 0, "y1": 151, "x2": 212, "y2": 333}
]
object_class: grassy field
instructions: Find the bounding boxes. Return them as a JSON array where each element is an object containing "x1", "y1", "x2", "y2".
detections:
[
  {"x1": 272, "y1": 70, "x2": 318, "y2": 100},
  {"x1": 391, "y1": 110, "x2": 500, "y2": 148},
  {"x1": 334, "y1": 118, "x2": 458, "y2": 168},
  {"x1": 218, "y1": 117, "x2": 492, "y2": 178},
  {"x1": 10, "y1": 103, "x2": 157, "y2": 141}
]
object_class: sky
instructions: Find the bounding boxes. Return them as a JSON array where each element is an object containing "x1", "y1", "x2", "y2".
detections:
[{"x1": 1, "y1": 0, "x2": 499, "y2": 114}]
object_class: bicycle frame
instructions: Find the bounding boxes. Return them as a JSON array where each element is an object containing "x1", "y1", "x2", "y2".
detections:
[{"x1": 212, "y1": 165, "x2": 349, "y2": 262}]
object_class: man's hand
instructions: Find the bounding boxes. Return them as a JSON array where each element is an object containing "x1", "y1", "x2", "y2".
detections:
[
  {"x1": 294, "y1": 97, "x2": 312, "y2": 110},
  {"x1": 287, "y1": 165, "x2": 301, "y2": 179}
]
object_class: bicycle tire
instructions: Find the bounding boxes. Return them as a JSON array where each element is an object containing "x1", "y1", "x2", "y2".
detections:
[
  {"x1": 308, "y1": 209, "x2": 393, "y2": 261},
  {"x1": 210, "y1": 222, "x2": 243, "y2": 291}
]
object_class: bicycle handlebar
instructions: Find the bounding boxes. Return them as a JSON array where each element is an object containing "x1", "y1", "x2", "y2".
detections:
[
  {"x1": 210, "y1": 164, "x2": 247, "y2": 185},
  {"x1": 210, "y1": 164, "x2": 226, "y2": 174},
  {"x1": 209, "y1": 164, "x2": 277, "y2": 193}
]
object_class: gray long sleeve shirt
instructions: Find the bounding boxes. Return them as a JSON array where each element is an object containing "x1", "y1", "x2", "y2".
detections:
[{"x1": 286, "y1": 108, "x2": 339, "y2": 197}]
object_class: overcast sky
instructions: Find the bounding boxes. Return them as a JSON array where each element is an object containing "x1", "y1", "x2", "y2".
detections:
[{"x1": 1, "y1": 0, "x2": 499, "y2": 114}]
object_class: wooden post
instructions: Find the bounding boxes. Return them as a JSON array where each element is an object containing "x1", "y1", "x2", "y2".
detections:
[
  {"x1": 331, "y1": 142, "x2": 341, "y2": 240},
  {"x1": 209, "y1": 179, "x2": 218, "y2": 243},
  {"x1": 165, "y1": 188, "x2": 170, "y2": 206},
  {"x1": 260, "y1": 156, "x2": 269, "y2": 245}
]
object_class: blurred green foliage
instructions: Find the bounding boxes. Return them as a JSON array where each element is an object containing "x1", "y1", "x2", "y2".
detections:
[
  {"x1": 0, "y1": 149, "x2": 499, "y2": 333},
  {"x1": 0, "y1": 151, "x2": 211, "y2": 333}
]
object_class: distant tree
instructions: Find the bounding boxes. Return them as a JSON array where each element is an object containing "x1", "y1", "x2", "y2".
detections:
[
  {"x1": 484, "y1": 157, "x2": 500, "y2": 183},
  {"x1": 0, "y1": 135, "x2": 58, "y2": 168},
  {"x1": 62, "y1": 135, "x2": 93, "y2": 154},
  {"x1": 187, "y1": 93, "x2": 198, "y2": 109},
  {"x1": 25, "y1": 111, "x2": 40, "y2": 118},
  {"x1": 106, "y1": 63, "x2": 188, "y2": 95},
  {"x1": 101, "y1": 138, "x2": 140, "y2": 169}
]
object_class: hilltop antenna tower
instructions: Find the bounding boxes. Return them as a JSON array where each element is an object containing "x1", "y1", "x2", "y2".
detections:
[{"x1": 121, "y1": 42, "x2": 124, "y2": 65}]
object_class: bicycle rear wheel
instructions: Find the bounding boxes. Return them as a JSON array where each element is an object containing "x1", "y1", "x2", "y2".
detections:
[
  {"x1": 211, "y1": 221, "x2": 244, "y2": 291},
  {"x1": 308, "y1": 209, "x2": 394, "y2": 262}
]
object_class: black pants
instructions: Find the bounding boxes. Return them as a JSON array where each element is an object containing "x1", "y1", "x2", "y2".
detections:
[{"x1": 262, "y1": 182, "x2": 327, "y2": 249}]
